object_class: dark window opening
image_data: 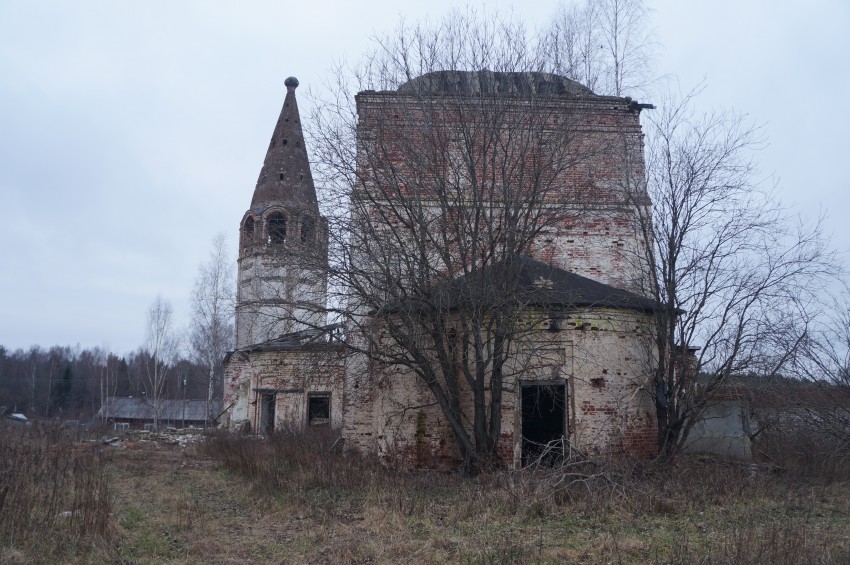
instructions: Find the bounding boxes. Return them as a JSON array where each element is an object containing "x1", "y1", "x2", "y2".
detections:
[
  {"x1": 282, "y1": 139, "x2": 288, "y2": 145},
  {"x1": 243, "y1": 216, "x2": 255, "y2": 246},
  {"x1": 521, "y1": 383, "x2": 567, "y2": 466},
  {"x1": 268, "y1": 213, "x2": 287, "y2": 244},
  {"x1": 296, "y1": 141, "x2": 301, "y2": 148},
  {"x1": 301, "y1": 217, "x2": 315, "y2": 243},
  {"x1": 279, "y1": 173, "x2": 284, "y2": 181},
  {"x1": 260, "y1": 393, "x2": 276, "y2": 435},
  {"x1": 308, "y1": 394, "x2": 330, "y2": 426}
]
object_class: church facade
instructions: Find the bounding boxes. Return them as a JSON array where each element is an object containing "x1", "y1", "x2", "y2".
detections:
[{"x1": 222, "y1": 72, "x2": 659, "y2": 468}]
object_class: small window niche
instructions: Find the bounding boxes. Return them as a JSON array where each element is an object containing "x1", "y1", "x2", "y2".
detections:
[
  {"x1": 242, "y1": 216, "x2": 255, "y2": 247},
  {"x1": 267, "y1": 213, "x2": 287, "y2": 244},
  {"x1": 308, "y1": 394, "x2": 331, "y2": 426},
  {"x1": 301, "y1": 216, "x2": 315, "y2": 244}
]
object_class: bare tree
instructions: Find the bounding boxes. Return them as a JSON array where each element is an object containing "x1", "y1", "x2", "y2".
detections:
[
  {"x1": 545, "y1": 0, "x2": 604, "y2": 92},
  {"x1": 308, "y1": 9, "x2": 651, "y2": 472},
  {"x1": 143, "y1": 296, "x2": 180, "y2": 429},
  {"x1": 594, "y1": 0, "x2": 654, "y2": 96},
  {"x1": 625, "y1": 86, "x2": 837, "y2": 457},
  {"x1": 189, "y1": 234, "x2": 234, "y2": 426},
  {"x1": 95, "y1": 348, "x2": 123, "y2": 423},
  {"x1": 775, "y1": 291, "x2": 850, "y2": 452},
  {"x1": 544, "y1": 0, "x2": 654, "y2": 97}
]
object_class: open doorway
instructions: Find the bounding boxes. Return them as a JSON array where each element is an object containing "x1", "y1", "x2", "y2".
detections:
[
  {"x1": 259, "y1": 393, "x2": 276, "y2": 435},
  {"x1": 521, "y1": 383, "x2": 567, "y2": 466}
]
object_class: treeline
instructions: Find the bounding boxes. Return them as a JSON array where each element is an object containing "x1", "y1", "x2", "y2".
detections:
[
  {"x1": 0, "y1": 234, "x2": 235, "y2": 422},
  {"x1": 0, "y1": 344, "x2": 212, "y2": 421}
]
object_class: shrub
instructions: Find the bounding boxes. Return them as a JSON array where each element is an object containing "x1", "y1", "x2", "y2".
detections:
[
  {"x1": 756, "y1": 421, "x2": 850, "y2": 481},
  {"x1": 202, "y1": 427, "x2": 381, "y2": 492}
]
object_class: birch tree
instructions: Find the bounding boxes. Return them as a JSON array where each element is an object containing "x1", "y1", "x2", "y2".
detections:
[
  {"x1": 189, "y1": 234, "x2": 234, "y2": 426},
  {"x1": 143, "y1": 296, "x2": 180, "y2": 429},
  {"x1": 545, "y1": 0, "x2": 654, "y2": 97}
]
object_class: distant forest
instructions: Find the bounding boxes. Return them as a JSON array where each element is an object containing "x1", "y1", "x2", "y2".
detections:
[{"x1": 0, "y1": 345, "x2": 215, "y2": 421}]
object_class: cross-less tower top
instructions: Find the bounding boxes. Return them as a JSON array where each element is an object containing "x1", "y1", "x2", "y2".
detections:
[{"x1": 250, "y1": 76, "x2": 318, "y2": 213}]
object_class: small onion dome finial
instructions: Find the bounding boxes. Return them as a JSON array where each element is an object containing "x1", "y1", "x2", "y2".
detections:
[{"x1": 284, "y1": 76, "x2": 299, "y2": 89}]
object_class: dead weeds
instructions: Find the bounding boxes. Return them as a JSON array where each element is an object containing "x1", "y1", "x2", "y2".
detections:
[{"x1": 2, "y1": 428, "x2": 849, "y2": 564}]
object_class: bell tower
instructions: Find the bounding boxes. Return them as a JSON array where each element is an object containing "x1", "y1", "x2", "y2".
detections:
[{"x1": 235, "y1": 76, "x2": 328, "y2": 348}]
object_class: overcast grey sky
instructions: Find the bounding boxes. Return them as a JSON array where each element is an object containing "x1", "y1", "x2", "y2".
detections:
[{"x1": 1, "y1": 0, "x2": 847, "y2": 355}]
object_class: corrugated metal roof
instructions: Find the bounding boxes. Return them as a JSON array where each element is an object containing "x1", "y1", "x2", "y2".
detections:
[
  {"x1": 225, "y1": 322, "x2": 345, "y2": 358},
  {"x1": 97, "y1": 397, "x2": 222, "y2": 422}
]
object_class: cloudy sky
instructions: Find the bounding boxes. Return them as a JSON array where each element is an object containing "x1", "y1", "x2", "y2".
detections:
[{"x1": 1, "y1": 0, "x2": 847, "y2": 355}]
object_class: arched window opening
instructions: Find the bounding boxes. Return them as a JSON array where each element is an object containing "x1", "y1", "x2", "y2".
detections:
[
  {"x1": 268, "y1": 213, "x2": 287, "y2": 244},
  {"x1": 301, "y1": 217, "x2": 315, "y2": 243},
  {"x1": 243, "y1": 216, "x2": 255, "y2": 246}
]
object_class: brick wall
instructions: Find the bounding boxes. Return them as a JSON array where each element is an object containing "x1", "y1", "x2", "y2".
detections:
[
  {"x1": 223, "y1": 345, "x2": 345, "y2": 432},
  {"x1": 337, "y1": 88, "x2": 657, "y2": 467},
  {"x1": 341, "y1": 308, "x2": 658, "y2": 468},
  {"x1": 353, "y1": 91, "x2": 650, "y2": 293}
]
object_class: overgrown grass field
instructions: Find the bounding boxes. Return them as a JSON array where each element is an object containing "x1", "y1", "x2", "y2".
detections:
[{"x1": 2, "y1": 426, "x2": 848, "y2": 564}]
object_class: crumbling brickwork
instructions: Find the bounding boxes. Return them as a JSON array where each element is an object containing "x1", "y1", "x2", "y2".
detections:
[
  {"x1": 354, "y1": 80, "x2": 650, "y2": 291},
  {"x1": 223, "y1": 344, "x2": 345, "y2": 432},
  {"x1": 343, "y1": 307, "x2": 656, "y2": 468},
  {"x1": 224, "y1": 71, "x2": 659, "y2": 467}
]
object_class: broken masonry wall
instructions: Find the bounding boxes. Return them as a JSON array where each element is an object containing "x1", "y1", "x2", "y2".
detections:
[
  {"x1": 235, "y1": 243, "x2": 329, "y2": 350},
  {"x1": 223, "y1": 346, "x2": 345, "y2": 433},
  {"x1": 354, "y1": 91, "x2": 651, "y2": 294},
  {"x1": 341, "y1": 89, "x2": 657, "y2": 468},
  {"x1": 222, "y1": 353, "x2": 252, "y2": 430},
  {"x1": 564, "y1": 308, "x2": 657, "y2": 460},
  {"x1": 342, "y1": 308, "x2": 657, "y2": 469}
]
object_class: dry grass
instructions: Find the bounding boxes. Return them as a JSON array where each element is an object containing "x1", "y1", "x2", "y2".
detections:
[
  {"x1": 0, "y1": 425, "x2": 112, "y2": 564},
  {"x1": 2, "y1": 427, "x2": 849, "y2": 563}
]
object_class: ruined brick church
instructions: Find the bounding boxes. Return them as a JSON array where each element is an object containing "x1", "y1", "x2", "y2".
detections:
[{"x1": 222, "y1": 72, "x2": 659, "y2": 467}]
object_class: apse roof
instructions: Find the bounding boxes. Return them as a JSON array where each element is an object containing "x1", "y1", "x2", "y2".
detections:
[{"x1": 385, "y1": 255, "x2": 659, "y2": 314}]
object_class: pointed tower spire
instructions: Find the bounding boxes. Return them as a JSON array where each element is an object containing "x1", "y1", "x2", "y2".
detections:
[
  {"x1": 251, "y1": 76, "x2": 318, "y2": 213},
  {"x1": 235, "y1": 76, "x2": 329, "y2": 349}
]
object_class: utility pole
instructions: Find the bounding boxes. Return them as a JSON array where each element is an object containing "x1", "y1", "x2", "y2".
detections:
[{"x1": 182, "y1": 374, "x2": 187, "y2": 428}]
